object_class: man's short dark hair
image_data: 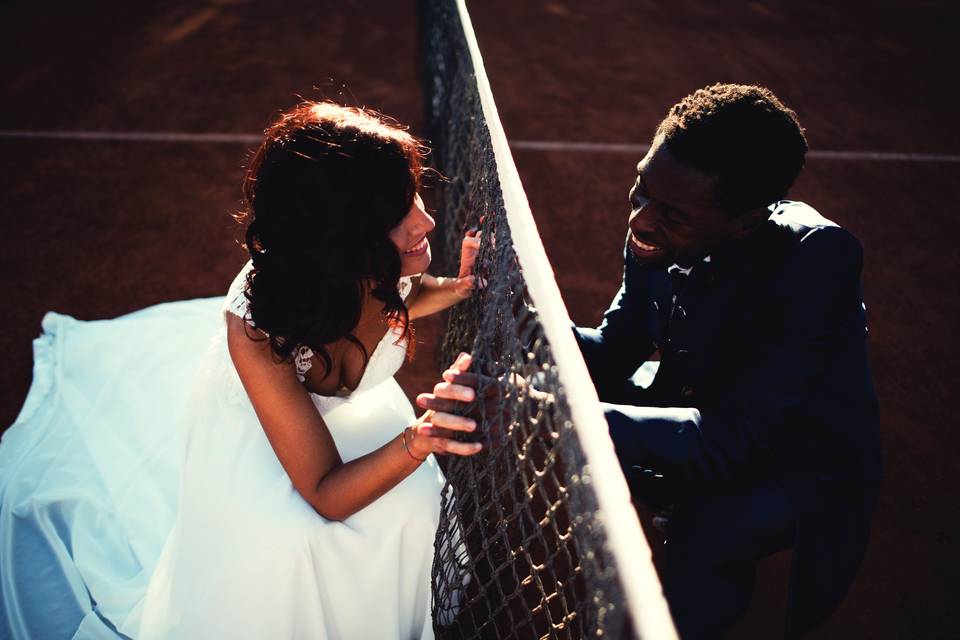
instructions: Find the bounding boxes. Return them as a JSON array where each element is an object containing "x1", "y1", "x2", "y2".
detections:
[{"x1": 655, "y1": 83, "x2": 808, "y2": 215}]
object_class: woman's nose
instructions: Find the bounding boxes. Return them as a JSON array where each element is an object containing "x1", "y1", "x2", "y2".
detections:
[{"x1": 420, "y1": 209, "x2": 436, "y2": 233}]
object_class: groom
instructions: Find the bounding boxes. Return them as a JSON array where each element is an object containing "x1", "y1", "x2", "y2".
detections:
[
  {"x1": 426, "y1": 84, "x2": 881, "y2": 638},
  {"x1": 568, "y1": 83, "x2": 881, "y2": 638}
]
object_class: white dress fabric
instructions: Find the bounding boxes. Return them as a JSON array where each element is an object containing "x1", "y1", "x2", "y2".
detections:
[{"x1": 0, "y1": 263, "x2": 446, "y2": 640}]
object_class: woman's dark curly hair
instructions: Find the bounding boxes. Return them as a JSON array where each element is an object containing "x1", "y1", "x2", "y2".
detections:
[
  {"x1": 237, "y1": 101, "x2": 427, "y2": 375},
  {"x1": 655, "y1": 83, "x2": 808, "y2": 215}
]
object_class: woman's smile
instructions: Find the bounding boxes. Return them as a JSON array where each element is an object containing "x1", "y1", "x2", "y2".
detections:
[{"x1": 403, "y1": 236, "x2": 429, "y2": 256}]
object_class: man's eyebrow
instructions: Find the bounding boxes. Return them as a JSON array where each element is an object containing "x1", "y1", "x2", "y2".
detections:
[{"x1": 637, "y1": 171, "x2": 687, "y2": 215}]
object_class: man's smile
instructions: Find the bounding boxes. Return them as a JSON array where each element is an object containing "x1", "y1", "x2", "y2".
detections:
[
  {"x1": 630, "y1": 233, "x2": 660, "y2": 252},
  {"x1": 629, "y1": 230, "x2": 667, "y2": 259}
]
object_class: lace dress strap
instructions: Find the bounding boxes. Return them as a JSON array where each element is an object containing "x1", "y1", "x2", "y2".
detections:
[
  {"x1": 292, "y1": 276, "x2": 413, "y2": 384},
  {"x1": 225, "y1": 288, "x2": 249, "y2": 320},
  {"x1": 223, "y1": 264, "x2": 414, "y2": 384},
  {"x1": 223, "y1": 261, "x2": 254, "y2": 321}
]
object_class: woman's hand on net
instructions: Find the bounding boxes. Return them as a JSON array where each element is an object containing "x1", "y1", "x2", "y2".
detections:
[
  {"x1": 453, "y1": 222, "x2": 484, "y2": 299},
  {"x1": 417, "y1": 352, "x2": 555, "y2": 443},
  {"x1": 416, "y1": 353, "x2": 510, "y2": 438},
  {"x1": 408, "y1": 353, "x2": 483, "y2": 457}
]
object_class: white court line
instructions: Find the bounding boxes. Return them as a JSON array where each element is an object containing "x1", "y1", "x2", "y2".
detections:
[
  {"x1": 511, "y1": 140, "x2": 960, "y2": 163},
  {"x1": 0, "y1": 129, "x2": 262, "y2": 144},
  {"x1": 513, "y1": 140, "x2": 650, "y2": 154},
  {"x1": 1, "y1": 129, "x2": 959, "y2": 162}
]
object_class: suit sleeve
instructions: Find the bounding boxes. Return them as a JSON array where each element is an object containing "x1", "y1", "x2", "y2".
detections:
[
  {"x1": 601, "y1": 227, "x2": 877, "y2": 498},
  {"x1": 573, "y1": 236, "x2": 658, "y2": 396}
]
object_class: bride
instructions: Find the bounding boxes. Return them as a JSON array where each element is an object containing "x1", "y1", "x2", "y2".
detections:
[{"x1": 0, "y1": 102, "x2": 482, "y2": 639}]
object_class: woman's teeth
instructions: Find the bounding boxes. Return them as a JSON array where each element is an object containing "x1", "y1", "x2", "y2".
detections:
[{"x1": 404, "y1": 237, "x2": 428, "y2": 254}]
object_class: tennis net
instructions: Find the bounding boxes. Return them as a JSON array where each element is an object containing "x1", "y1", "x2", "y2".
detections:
[{"x1": 418, "y1": 1, "x2": 677, "y2": 639}]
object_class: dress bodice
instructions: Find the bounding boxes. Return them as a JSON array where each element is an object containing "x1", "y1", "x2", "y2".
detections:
[{"x1": 223, "y1": 261, "x2": 411, "y2": 398}]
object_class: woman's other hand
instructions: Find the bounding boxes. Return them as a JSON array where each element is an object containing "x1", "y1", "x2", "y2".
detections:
[
  {"x1": 408, "y1": 353, "x2": 483, "y2": 457},
  {"x1": 416, "y1": 352, "x2": 555, "y2": 446},
  {"x1": 405, "y1": 223, "x2": 484, "y2": 319}
]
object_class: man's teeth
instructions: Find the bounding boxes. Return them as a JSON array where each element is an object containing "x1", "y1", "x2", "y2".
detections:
[{"x1": 634, "y1": 237, "x2": 658, "y2": 251}]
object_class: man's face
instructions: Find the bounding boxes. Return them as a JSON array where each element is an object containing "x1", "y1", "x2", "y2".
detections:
[{"x1": 627, "y1": 137, "x2": 742, "y2": 267}]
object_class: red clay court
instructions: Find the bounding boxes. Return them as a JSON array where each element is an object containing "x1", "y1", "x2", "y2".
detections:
[{"x1": 2, "y1": 1, "x2": 957, "y2": 638}]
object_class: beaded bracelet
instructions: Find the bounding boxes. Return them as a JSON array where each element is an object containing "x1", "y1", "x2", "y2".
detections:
[{"x1": 401, "y1": 427, "x2": 427, "y2": 462}]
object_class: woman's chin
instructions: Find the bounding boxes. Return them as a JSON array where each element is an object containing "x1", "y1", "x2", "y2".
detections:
[{"x1": 400, "y1": 249, "x2": 431, "y2": 277}]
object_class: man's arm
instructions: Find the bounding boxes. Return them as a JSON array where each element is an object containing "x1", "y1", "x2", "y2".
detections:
[
  {"x1": 602, "y1": 227, "x2": 878, "y2": 499},
  {"x1": 573, "y1": 236, "x2": 658, "y2": 397}
]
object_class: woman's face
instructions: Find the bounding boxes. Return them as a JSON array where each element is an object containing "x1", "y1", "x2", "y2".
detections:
[{"x1": 389, "y1": 193, "x2": 436, "y2": 276}]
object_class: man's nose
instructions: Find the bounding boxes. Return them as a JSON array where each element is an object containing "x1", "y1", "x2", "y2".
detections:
[
  {"x1": 629, "y1": 207, "x2": 647, "y2": 226},
  {"x1": 629, "y1": 205, "x2": 660, "y2": 235}
]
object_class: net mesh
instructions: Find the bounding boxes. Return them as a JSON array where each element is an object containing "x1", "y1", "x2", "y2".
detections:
[{"x1": 419, "y1": 1, "x2": 638, "y2": 637}]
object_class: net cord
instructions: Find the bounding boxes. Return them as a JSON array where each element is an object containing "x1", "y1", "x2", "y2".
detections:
[{"x1": 453, "y1": 2, "x2": 678, "y2": 637}]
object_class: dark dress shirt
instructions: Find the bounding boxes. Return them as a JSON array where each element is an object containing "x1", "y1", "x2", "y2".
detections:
[{"x1": 574, "y1": 201, "x2": 882, "y2": 636}]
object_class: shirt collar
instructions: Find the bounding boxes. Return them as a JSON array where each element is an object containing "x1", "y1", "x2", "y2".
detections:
[{"x1": 667, "y1": 255, "x2": 711, "y2": 277}]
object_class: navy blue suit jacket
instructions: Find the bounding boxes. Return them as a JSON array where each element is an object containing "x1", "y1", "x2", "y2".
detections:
[{"x1": 574, "y1": 201, "x2": 881, "y2": 635}]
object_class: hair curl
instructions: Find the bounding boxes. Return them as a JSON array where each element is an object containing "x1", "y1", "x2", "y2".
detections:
[
  {"x1": 236, "y1": 101, "x2": 427, "y2": 376},
  {"x1": 655, "y1": 83, "x2": 808, "y2": 215}
]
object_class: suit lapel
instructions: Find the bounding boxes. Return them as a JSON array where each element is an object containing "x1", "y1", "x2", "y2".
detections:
[{"x1": 645, "y1": 269, "x2": 672, "y2": 350}]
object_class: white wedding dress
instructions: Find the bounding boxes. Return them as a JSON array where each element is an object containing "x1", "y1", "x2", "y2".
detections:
[{"x1": 0, "y1": 263, "x2": 446, "y2": 640}]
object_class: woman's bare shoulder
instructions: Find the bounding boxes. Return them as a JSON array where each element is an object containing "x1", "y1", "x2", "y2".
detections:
[{"x1": 225, "y1": 313, "x2": 282, "y2": 371}]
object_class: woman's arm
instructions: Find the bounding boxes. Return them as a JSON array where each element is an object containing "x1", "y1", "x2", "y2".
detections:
[
  {"x1": 407, "y1": 228, "x2": 481, "y2": 320},
  {"x1": 407, "y1": 274, "x2": 470, "y2": 319},
  {"x1": 227, "y1": 315, "x2": 481, "y2": 521}
]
